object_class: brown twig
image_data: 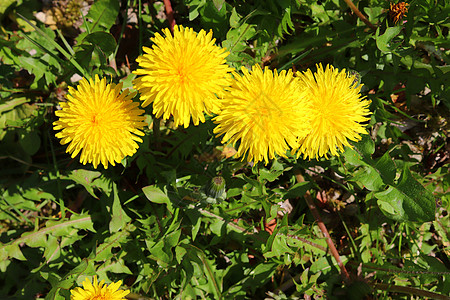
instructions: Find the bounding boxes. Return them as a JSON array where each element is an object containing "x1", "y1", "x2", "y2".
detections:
[
  {"x1": 342, "y1": 0, "x2": 377, "y2": 31},
  {"x1": 295, "y1": 172, "x2": 351, "y2": 281},
  {"x1": 162, "y1": 0, "x2": 176, "y2": 32},
  {"x1": 373, "y1": 283, "x2": 450, "y2": 300}
]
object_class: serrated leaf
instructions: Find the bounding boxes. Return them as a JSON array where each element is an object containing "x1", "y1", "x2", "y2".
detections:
[
  {"x1": 7, "y1": 243, "x2": 26, "y2": 261},
  {"x1": 229, "y1": 7, "x2": 240, "y2": 28},
  {"x1": 109, "y1": 184, "x2": 131, "y2": 233},
  {"x1": 374, "y1": 151, "x2": 397, "y2": 185},
  {"x1": 375, "y1": 166, "x2": 436, "y2": 222},
  {"x1": 0, "y1": 214, "x2": 94, "y2": 262},
  {"x1": 67, "y1": 169, "x2": 102, "y2": 198},
  {"x1": 95, "y1": 224, "x2": 133, "y2": 261},
  {"x1": 43, "y1": 235, "x2": 60, "y2": 262},
  {"x1": 376, "y1": 27, "x2": 402, "y2": 53},
  {"x1": 0, "y1": 97, "x2": 29, "y2": 114},
  {"x1": 259, "y1": 168, "x2": 284, "y2": 182},
  {"x1": 354, "y1": 134, "x2": 375, "y2": 160},
  {"x1": 264, "y1": 234, "x2": 294, "y2": 259}
]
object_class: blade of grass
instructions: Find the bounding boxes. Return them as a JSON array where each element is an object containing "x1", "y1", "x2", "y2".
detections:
[
  {"x1": 17, "y1": 13, "x2": 87, "y2": 78},
  {"x1": 377, "y1": 97, "x2": 427, "y2": 123},
  {"x1": 1, "y1": 197, "x2": 28, "y2": 224},
  {"x1": 113, "y1": 0, "x2": 130, "y2": 59},
  {"x1": 47, "y1": 129, "x2": 65, "y2": 219},
  {"x1": 56, "y1": 29, "x2": 75, "y2": 56},
  {"x1": 278, "y1": 49, "x2": 313, "y2": 71},
  {"x1": 138, "y1": 0, "x2": 143, "y2": 55},
  {"x1": 80, "y1": 11, "x2": 91, "y2": 35}
]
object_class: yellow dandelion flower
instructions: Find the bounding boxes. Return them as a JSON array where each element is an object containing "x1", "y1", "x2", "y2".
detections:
[
  {"x1": 295, "y1": 64, "x2": 371, "y2": 160},
  {"x1": 70, "y1": 276, "x2": 130, "y2": 300},
  {"x1": 53, "y1": 75, "x2": 147, "y2": 169},
  {"x1": 213, "y1": 65, "x2": 312, "y2": 164},
  {"x1": 133, "y1": 25, "x2": 233, "y2": 128}
]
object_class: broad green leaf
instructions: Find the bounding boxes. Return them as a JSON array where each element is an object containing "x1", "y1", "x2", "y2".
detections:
[
  {"x1": 376, "y1": 27, "x2": 402, "y2": 53},
  {"x1": 109, "y1": 184, "x2": 131, "y2": 233},
  {"x1": 0, "y1": 214, "x2": 94, "y2": 262},
  {"x1": 229, "y1": 7, "x2": 240, "y2": 28},
  {"x1": 284, "y1": 181, "x2": 311, "y2": 199},
  {"x1": 259, "y1": 168, "x2": 284, "y2": 182},
  {"x1": 264, "y1": 234, "x2": 294, "y2": 259},
  {"x1": 310, "y1": 255, "x2": 348, "y2": 274},
  {"x1": 94, "y1": 224, "x2": 134, "y2": 261},
  {"x1": 86, "y1": 0, "x2": 120, "y2": 31},
  {"x1": 19, "y1": 130, "x2": 40, "y2": 155},
  {"x1": 95, "y1": 259, "x2": 132, "y2": 280},
  {"x1": 175, "y1": 245, "x2": 187, "y2": 264},
  {"x1": 142, "y1": 185, "x2": 174, "y2": 213},
  {"x1": 353, "y1": 165, "x2": 384, "y2": 191},
  {"x1": 250, "y1": 262, "x2": 278, "y2": 280},
  {"x1": 0, "y1": 97, "x2": 29, "y2": 114},
  {"x1": 5, "y1": 243, "x2": 26, "y2": 261},
  {"x1": 67, "y1": 169, "x2": 102, "y2": 199},
  {"x1": 374, "y1": 151, "x2": 397, "y2": 185},
  {"x1": 83, "y1": 32, "x2": 117, "y2": 56},
  {"x1": 342, "y1": 147, "x2": 365, "y2": 166},
  {"x1": 375, "y1": 166, "x2": 436, "y2": 222},
  {"x1": 148, "y1": 239, "x2": 171, "y2": 268},
  {"x1": 0, "y1": 0, "x2": 20, "y2": 16},
  {"x1": 354, "y1": 134, "x2": 375, "y2": 160}
]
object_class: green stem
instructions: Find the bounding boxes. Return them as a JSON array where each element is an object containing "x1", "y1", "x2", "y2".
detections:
[{"x1": 48, "y1": 129, "x2": 65, "y2": 219}]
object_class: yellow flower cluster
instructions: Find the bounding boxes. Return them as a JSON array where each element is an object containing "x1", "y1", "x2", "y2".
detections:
[{"x1": 54, "y1": 25, "x2": 371, "y2": 168}]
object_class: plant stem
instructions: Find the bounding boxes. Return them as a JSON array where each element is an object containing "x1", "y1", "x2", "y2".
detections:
[
  {"x1": 163, "y1": 0, "x2": 176, "y2": 31},
  {"x1": 295, "y1": 172, "x2": 351, "y2": 281},
  {"x1": 374, "y1": 283, "x2": 450, "y2": 300},
  {"x1": 342, "y1": 0, "x2": 377, "y2": 31},
  {"x1": 305, "y1": 193, "x2": 351, "y2": 280}
]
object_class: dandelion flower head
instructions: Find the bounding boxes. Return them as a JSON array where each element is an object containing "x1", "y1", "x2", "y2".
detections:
[
  {"x1": 70, "y1": 276, "x2": 130, "y2": 300},
  {"x1": 53, "y1": 75, "x2": 146, "y2": 169},
  {"x1": 295, "y1": 64, "x2": 371, "y2": 160},
  {"x1": 214, "y1": 65, "x2": 312, "y2": 164},
  {"x1": 133, "y1": 25, "x2": 233, "y2": 128}
]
